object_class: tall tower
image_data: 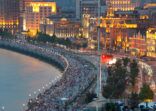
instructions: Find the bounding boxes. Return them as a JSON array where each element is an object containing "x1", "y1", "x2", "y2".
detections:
[{"x1": 0, "y1": 0, "x2": 20, "y2": 33}]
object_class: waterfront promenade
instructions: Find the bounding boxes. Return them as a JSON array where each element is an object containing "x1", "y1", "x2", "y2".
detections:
[{"x1": 0, "y1": 38, "x2": 97, "y2": 111}]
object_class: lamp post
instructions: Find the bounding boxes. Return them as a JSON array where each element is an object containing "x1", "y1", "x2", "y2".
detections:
[
  {"x1": 29, "y1": 93, "x2": 31, "y2": 98},
  {"x1": 22, "y1": 103, "x2": 26, "y2": 110},
  {"x1": 61, "y1": 97, "x2": 69, "y2": 111},
  {"x1": 97, "y1": 0, "x2": 102, "y2": 98},
  {"x1": 1, "y1": 106, "x2": 5, "y2": 111}
]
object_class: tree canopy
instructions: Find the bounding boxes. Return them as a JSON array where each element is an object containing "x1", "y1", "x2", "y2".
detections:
[
  {"x1": 0, "y1": 28, "x2": 13, "y2": 38},
  {"x1": 102, "y1": 59, "x2": 127, "y2": 99},
  {"x1": 130, "y1": 59, "x2": 139, "y2": 87},
  {"x1": 139, "y1": 84, "x2": 154, "y2": 101},
  {"x1": 102, "y1": 58, "x2": 141, "y2": 99},
  {"x1": 35, "y1": 32, "x2": 72, "y2": 47}
]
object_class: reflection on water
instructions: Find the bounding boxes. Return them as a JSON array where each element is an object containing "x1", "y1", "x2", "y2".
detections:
[{"x1": 0, "y1": 49, "x2": 61, "y2": 111}]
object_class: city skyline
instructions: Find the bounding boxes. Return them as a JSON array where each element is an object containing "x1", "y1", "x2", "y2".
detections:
[{"x1": 0, "y1": 0, "x2": 156, "y2": 111}]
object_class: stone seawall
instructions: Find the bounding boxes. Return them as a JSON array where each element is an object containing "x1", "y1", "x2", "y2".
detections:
[{"x1": 0, "y1": 40, "x2": 68, "y2": 73}]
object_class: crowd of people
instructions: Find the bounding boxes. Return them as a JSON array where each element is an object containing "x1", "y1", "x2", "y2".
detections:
[{"x1": 0, "y1": 38, "x2": 97, "y2": 111}]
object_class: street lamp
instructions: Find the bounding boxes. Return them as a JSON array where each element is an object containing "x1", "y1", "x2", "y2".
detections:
[
  {"x1": 29, "y1": 94, "x2": 31, "y2": 97},
  {"x1": 96, "y1": 0, "x2": 102, "y2": 98},
  {"x1": 61, "y1": 97, "x2": 69, "y2": 111},
  {"x1": 38, "y1": 88, "x2": 41, "y2": 92},
  {"x1": 1, "y1": 106, "x2": 5, "y2": 111},
  {"x1": 34, "y1": 91, "x2": 37, "y2": 95},
  {"x1": 42, "y1": 86, "x2": 45, "y2": 89},
  {"x1": 22, "y1": 103, "x2": 26, "y2": 110},
  {"x1": 49, "y1": 82, "x2": 52, "y2": 85},
  {"x1": 45, "y1": 84, "x2": 48, "y2": 87}
]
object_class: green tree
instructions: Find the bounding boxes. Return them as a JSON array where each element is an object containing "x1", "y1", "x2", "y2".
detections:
[
  {"x1": 36, "y1": 32, "x2": 72, "y2": 47},
  {"x1": 82, "y1": 42, "x2": 88, "y2": 48},
  {"x1": 130, "y1": 59, "x2": 139, "y2": 88},
  {"x1": 36, "y1": 32, "x2": 56, "y2": 43},
  {"x1": 122, "y1": 57, "x2": 130, "y2": 67},
  {"x1": 85, "y1": 92, "x2": 97, "y2": 103},
  {"x1": 105, "y1": 103, "x2": 116, "y2": 111},
  {"x1": 103, "y1": 59, "x2": 127, "y2": 98},
  {"x1": 0, "y1": 28, "x2": 13, "y2": 38},
  {"x1": 139, "y1": 84, "x2": 154, "y2": 101}
]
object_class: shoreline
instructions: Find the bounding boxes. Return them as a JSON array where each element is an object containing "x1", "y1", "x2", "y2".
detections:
[{"x1": 0, "y1": 40, "x2": 68, "y2": 73}]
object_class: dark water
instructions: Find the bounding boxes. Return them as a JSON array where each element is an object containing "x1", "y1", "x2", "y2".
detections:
[{"x1": 0, "y1": 49, "x2": 61, "y2": 111}]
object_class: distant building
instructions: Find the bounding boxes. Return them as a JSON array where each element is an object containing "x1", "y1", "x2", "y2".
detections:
[
  {"x1": 144, "y1": 2, "x2": 156, "y2": 9},
  {"x1": 129, "y1": 32, "x2": 146, "y2": 56},
  {"x1": 137, "y1": 9, "x2": 150, "y2": 31},
  {"x1": 106, "y1": 0, "x2": 140, "y2": 11},
  {"x1": 146, "y1": 28, "x2": 156, "y2": 57},
  {"x1": 80, "y1": 0, "x2": 99, "y2": 18},
  {"x1": 75, "y1": 0, "x2": 107, "y2": 39},
  {"x1": 143, "y1": 2, "x2": 156, "y2": 27},
  {"x1": 24, "y1": 1, "x2": 56, "y2": 36},
  {"x1": 76, "y1": 0, "x2": 106, "y2": 18},
  {"x1": 0, "y1": 0, "x2": 19, "y2": 33},
  {"x1": 75, "y1": 0, "x2": 99, "y2": 39},
  {"x1": 100, "y1": 9, "x2": 138, "y2": 49},
  {"x1": 40, "y1": 18, "x2": 81, "y2": 38},
  {"x1": 19, "y1": 0, "x2": 33, "y2": 32}
]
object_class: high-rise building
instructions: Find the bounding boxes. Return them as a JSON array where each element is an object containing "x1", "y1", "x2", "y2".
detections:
[
  {"x1": 0, "y1": 0, "x2": 19, "y2": 33},
  {"x1": 75, "y1": 0, "x2": 102, "y2": 38},
  {"x1": 79, "y1": 0, "x2": 99, "y2": 18},
  {"x1": 106, "y1": 0, "x2": 140, "y2": 11},
  {"x1": 19, "y1": 0, "x2": 32, "y2": 32},
  {"x1": 75, "y1": 0, "x2": 107, "y2": 40},
  {"x1": 24, "y1": 1, "x2": 57, "y2": 36}
]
